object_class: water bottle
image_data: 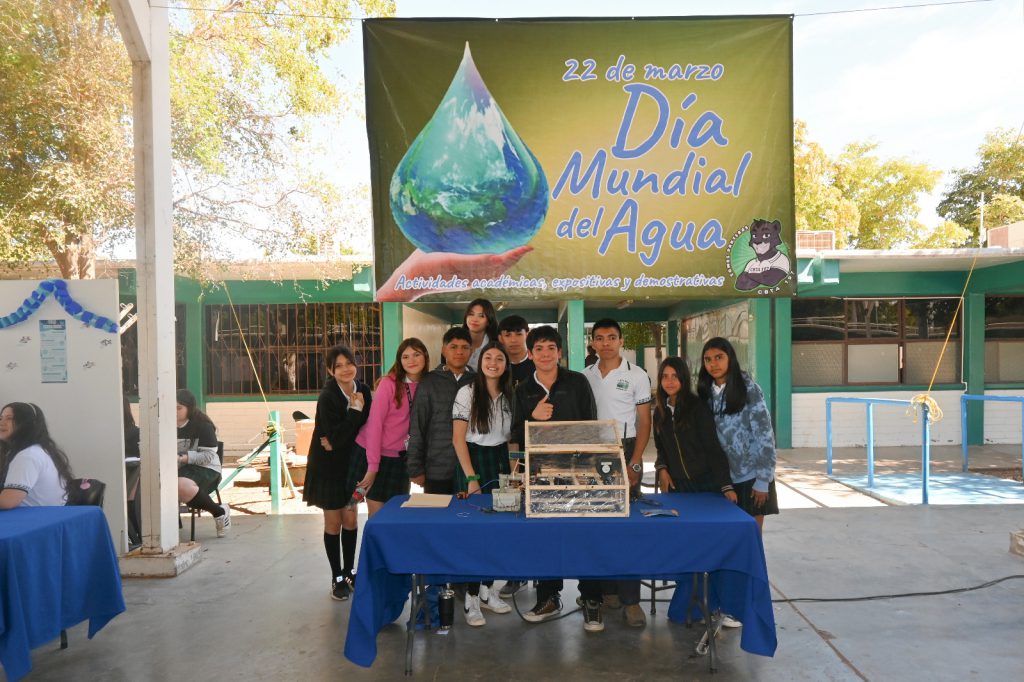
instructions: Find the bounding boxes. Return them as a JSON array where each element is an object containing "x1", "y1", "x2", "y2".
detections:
[
  {"x1": 346, "y1": 485, "x2": 367, "y2": 509},
  {"x1": 438, "y1": 584, "x2": 455, "y2": 630}
]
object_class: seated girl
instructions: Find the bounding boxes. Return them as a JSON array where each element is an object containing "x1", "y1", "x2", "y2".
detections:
[
  {"x1": 176, "y1": 389, "x2": 230, "y2": 537},
  {"x1": 0, "y1": 402, "x2": 73, "y2": 509}
]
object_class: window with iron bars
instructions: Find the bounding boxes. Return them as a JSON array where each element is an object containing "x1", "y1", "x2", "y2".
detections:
[
  {"x1": 205, "y1": 303, "x2": 382, "y2": 396},
  {"x1": 121, "y1": 304, "x2": 187, "y2": 396}
]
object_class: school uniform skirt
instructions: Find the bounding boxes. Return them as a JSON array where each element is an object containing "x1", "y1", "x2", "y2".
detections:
[
  {"x1": 303, "y1": 450, "x2": 355, "y2": 510},
  {"x1": 731, "y1": 477, "x2": 780, "y2": 516},
  {"x1": 453, "y1": 442, "x2": 511, "y2": 493},
  {"x1": 347, "y1": 444, "x2": 410, "y2": 503}
]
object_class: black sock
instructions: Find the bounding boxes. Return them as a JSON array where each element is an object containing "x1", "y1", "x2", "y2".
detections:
[
  {"x1": 341, "y1": 527, "x2": 358, "y2": 575},
  {"x1": 189, "y1": 490, "x2": 223, "y2": 517},
  {"x1": 324, "y1": 533, "x2": 342, "y2": 580}
]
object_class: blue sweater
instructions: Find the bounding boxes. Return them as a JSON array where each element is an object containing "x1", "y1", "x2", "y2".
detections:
[{"x1": 708, "y1": 374, "x2": 776, "y2": 492}]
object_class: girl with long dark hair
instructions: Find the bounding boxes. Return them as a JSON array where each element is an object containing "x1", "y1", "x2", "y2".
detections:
[
  {"x1": 303, "y1": 344, "x2": 372, "y2": 602},
  {"x1": 451, "y1": 341, "x2": 515, "y2": 625},
  {"x1": 176, "y1": 389, "x2": 230, "y2": 536},
  {"x1": 349, "y1": 337, "x2": 429, "y2": 518},
  {"x1": 462, "y1": 298, "x2": 499, "y2": 372},
  {"x1": 697, "y1": 337, "x2": 779, "y2": 531},
  {"x1": 652, "y1": 358, "x2": 736, "y2": 499},
  {"x1": 0, "y1": 402, "x2": 73, "y2": 509}
]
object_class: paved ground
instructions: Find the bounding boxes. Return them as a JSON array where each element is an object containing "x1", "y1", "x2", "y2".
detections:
[{"x1": 10, "y1": 444, "x2": 1024, "y2": 681}]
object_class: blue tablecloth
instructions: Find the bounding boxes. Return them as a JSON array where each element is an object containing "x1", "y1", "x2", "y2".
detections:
[
  {"x1": 0, "y1": 506, "x2": 126, "y2": 681},
  {"x1": 344, "y1": 493, "x2": 776, "y2": 666}
]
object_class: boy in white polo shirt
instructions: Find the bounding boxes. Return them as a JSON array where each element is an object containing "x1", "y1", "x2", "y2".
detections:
[{"x1": 583, "y1": 318, "x2": 652, "y2": 628}]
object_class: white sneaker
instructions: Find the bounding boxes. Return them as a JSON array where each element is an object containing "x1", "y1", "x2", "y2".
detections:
[
  {"x1": 463, "y1": 594, "x2": 486, "y2": 627},
  {"x1": 720, "y1": 613, "x2": 742, "y2": 628},
  {"x1": 481, "y1": 590, "x2": 512, "y2": 614},
  {"x1": 215, "y1": 504, "x2": 231, "y2": 538}
]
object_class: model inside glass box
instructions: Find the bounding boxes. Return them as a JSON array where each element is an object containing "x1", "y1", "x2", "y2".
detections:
[{"x1": 524, "y1": 420, "x2": 630, "y2": 518}]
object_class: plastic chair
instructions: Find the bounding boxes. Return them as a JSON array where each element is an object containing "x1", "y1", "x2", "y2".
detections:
[
  {"x1": 187, "y1": 442, "x2": 224, "y2": 541},
  {"x1": 62, "y1": 477, "x2": 107, "y2": 649}
]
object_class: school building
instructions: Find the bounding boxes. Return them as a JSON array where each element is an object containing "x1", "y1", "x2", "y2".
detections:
[{"x1": 7, "y1": 233, "x2": 1023, "y2": 457}]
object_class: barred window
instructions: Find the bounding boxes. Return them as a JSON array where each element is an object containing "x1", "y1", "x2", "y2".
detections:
[
  {"x1": 121, "y1": 304, "x2": 187, "y2": 396},
  {"x1": 984, "y1": 296, "x2": 1024, "y2": 383},
  {"x1": 792, "y1": 298, "x2": 961, "y2": 387},
  {"x1": 205, "y1": 303, "x2": 381, "y2": 396}
]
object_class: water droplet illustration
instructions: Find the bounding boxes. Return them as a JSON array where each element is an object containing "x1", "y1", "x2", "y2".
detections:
[{"x1": 390, "y1": 43, "x2": 549, "y2": 254}]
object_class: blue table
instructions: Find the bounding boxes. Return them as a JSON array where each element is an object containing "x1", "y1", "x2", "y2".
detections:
[
  {"x1": 344, "y1": 493, "x2": 776, "y2": 670},
  {"x1": 0, "y1": 506, "x2": 126, "y2": 681}
]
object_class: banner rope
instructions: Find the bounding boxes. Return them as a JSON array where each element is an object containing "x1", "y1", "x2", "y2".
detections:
[{"x1": 907, "y1": 252, "x2": 979, "y2": 425}]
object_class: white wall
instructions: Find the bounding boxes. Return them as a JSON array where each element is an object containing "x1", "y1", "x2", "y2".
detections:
[
  {"x1": 982, "y1": 390, "x2": 1024, "y2": 444},
  {"x1": 0, "y1": 279, "x2": 127, "y2": 550},
  {"x1": 791, "y1": 390, "x2": 963, "y2": 448},
  {"x1": 206, "y1": 399, "x2": 318, "y2": 459},
  {"x1": 402, "y1": 305, "x2": 450, "y2": 366}
]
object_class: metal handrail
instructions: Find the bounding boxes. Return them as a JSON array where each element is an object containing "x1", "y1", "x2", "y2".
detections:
[
  {"x1": 959, "y1": 394, "x2": 1024, "y2": 475},
  {"x1": 826, "y1": 396, "x2": 933, "y2": 504}
]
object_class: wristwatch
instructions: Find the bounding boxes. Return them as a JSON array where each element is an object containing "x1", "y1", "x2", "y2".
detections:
[{"x1": 630, "y1": 462, "x2": 642, "y2": 473}]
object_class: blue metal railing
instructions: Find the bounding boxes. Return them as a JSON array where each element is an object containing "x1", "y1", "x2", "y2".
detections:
[
  {"x1": 959, "y1": 394, "x2": 1024, "y2": 475},
  {"x1": 826, "y1": 397, "x2": 933, "y2": 504}
]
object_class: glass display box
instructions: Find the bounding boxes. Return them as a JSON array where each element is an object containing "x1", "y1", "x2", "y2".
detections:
[{"x1": 523, "y1": 419, "x2": 629, "y2": 518}]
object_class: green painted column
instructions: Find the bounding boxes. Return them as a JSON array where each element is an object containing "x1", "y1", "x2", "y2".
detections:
[
  {"x1": 749, "y1": 299, "x2": 773, "y2": 417},
  {"x1": 964, "y1": 292, "x2": 985, "y2": 445},
  {"x1": 667, "y1": 320, "x2": 679, "y2": 357},
  {"x1": 566, "y1": 299, "x2": 586, "y2": 371},
  {"x1": 773, "y1": 298, "x2": 792, "y2": 449},
  {"x1": 184, "y1": 297, "x2": 205, "y2": 410},
  {"x1": 381, "y1": 303, "x2": 404, "y2": 376}
]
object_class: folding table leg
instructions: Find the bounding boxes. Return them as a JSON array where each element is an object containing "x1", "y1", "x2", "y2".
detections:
[
  {"x1": 686, "y1": 572, "x2": 719, "y2": 673},
  {"x1": 405, "y1": 574, "x2": 424, "y2": 676}
]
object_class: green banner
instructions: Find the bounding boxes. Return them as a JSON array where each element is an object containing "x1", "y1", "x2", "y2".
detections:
[{"x1": 365, "y1": 17, "x2": 794, "y2": 302}]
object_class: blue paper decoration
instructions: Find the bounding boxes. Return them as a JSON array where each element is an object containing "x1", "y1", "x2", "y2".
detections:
[{"x1": 0, "y1": 279, "x2": 119, "y2": 333}]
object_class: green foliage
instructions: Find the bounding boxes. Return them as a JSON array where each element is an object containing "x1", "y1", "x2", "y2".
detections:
[
  {"x1": 793, "y1": 120, "x2": 859, "y2": 247},
  {"x1": 0, "y1": 0, "x2": 396, "y2": 278},
  {"x1": 911, "y1": 220, "x2": 971, "y2": 249},
  {"x1": 795, "y1": 121, "x2": 943, "y2": 249},
  {"x1": 0, "y1": 1, "x2": 133, "y2": 276},
  {"x1": 982, "y1": 193, "x2": 1024, "y2": 229},
  {"x1": 833, "y1": 141, "x2": 941, "y2": 249},
  {"x1": 937, "y1": 128, "x2": 1024, "y2": 240}
]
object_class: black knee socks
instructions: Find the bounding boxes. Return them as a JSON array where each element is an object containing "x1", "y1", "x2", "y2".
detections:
[
  {"x1": 324, "y1": 532, "x2": 342, "y2": 580},
  {"x1": 189, "y1": 490, "x2": 223, "y2": 517},
  {"x1": 341, "y1": 527, "x2": 357, "y2": 575}
]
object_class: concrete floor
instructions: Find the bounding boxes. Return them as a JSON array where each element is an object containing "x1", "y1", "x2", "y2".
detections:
[{"x1": 10, "y1": 445, "x2": 1024, "y2": 681}]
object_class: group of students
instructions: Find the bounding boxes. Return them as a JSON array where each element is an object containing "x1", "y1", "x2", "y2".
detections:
[{"x1": 301, "y1": 297, "x2": 778, "y2": 634}]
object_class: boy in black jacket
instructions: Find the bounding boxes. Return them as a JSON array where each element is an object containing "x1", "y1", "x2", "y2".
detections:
[{"x1": 509, "y1": 326, "x2": 601, "y2": 630}]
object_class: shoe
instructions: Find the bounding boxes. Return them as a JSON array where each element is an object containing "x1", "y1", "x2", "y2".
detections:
[
  {"x1": 344, "y1": 571, "x2": 357, "y2": 590},
  {"x1": 623, "y1": 604, "x2": 647, "y2": 628},
  {"x1": 215, "y1": 504, "x2": 231, "y2": 538},
  {"x1": 481, "y1": 590, "x2": 512, "y2": 614},
  {"x1": 720, "y1": 613, "x2": 742, "y2": 628},
  {"x1": 499, "y1": 580, "x2": 526, "y2": 598},
  {"x1": 464, "y1": 594, "x2": 486, "y2": 627},
  {"x1": 331, "y1": 576, "x2": 352, "y2": 601},
  {"x1": 582, "y1": 599, "x2": 604, "y2": 632},
  {"x1": 603, "y1": 594, "x2": 622, "y2": 610},
  {"x1": 522, "y1": 595, "x2": 562, "y2": 623}
]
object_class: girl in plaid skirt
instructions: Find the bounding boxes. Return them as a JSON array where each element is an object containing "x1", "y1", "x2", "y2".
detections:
[
  {"x1": 451, "y1": 342, "x2": 515, "y2": 625},
  {"x1": 350, "y1": 338, "x2": 429, "y2": 517}
]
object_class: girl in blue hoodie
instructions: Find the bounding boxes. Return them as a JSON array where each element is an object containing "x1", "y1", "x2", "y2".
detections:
[{"x1": 697, "y1": 337, "x2": 778, "y2": 531}]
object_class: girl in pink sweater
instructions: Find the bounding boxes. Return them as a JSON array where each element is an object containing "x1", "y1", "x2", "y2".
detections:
[{"x1": 349, "y1": 338, "x2": 429, "y2": 517}]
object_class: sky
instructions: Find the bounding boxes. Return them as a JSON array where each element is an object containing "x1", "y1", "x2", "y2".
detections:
[{"x1": 315, "y1": 0, "x2": 1024, "y2": 251}]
